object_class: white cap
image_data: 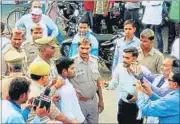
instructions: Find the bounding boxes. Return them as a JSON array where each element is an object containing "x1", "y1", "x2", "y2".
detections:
[{"x1": 31, "y1": 8, "x2": 42, "y2": 15}]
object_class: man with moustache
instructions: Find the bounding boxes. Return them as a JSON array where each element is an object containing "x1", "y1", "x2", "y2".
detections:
[
  {"x1": 69, "y1": 38, "x2": 104, "y2": 123},
  {"x1": 137, "y1": 28, "x2": 164, "y2": 74},
  {"x1": 22, "y1": 24, "x2": 43, "y2": 66},
  {"x1": 106, "y1": 47, "x2": 150, "y2": 124},
  {"x1": 2, "y1": 28, "x2": 27, "y2": 76},
  {"x1": 69, "y1": 18, "x2": 99, "y2": 57},
  {"x1": 136, "y1": 59, "x2": 180, "y2": 124}
]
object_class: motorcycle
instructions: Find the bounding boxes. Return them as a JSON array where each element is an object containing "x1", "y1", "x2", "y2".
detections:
[
  {"x1": 56, "y1": 1, "x2": 81, "y2": 37},
  {"x1": 60, "y1": 32, "x2": 124, "y2": 71}
]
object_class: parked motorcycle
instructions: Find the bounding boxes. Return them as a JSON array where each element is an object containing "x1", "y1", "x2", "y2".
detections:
[
  {"x1": 56, "y1": 1, "x2": 81, "y2": 37},
  {"x1": 60, "y1": 32, "x2": 124, "y2": 70}
]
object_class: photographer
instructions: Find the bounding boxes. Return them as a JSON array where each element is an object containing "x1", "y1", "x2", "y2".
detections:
[
  {"x1": 136, "y1": 60, "x2": 180, "y2": 124},
  {"x1": 2, "y1": 77, "x2": 45, "y2": 123},
  {"x1": 27, "y1": 61, "x2": 77, "y2": 123}
]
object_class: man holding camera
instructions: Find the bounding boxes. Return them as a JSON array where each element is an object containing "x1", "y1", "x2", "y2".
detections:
[
  {"x1": 27, "y1": 61, "x2": 78, "y2": 123},
  {"x1": 136, "y1": 59, "x2": 180, "y2": 124},
  {"x1": 105, "y1": 47, "x2": 150, "y2": 124},
  {"x1": 2, "y1": 77, "x2": 44, "y2": 123}
]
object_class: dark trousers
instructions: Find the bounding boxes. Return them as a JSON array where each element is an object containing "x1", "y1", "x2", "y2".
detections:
[
  {"x1": 124, "y1": 8, "x2": 141, "y2": 38},
  {"x1": 118, "y1": 99, "x2": 143, "y2": 124},
  {"x1": 168, "y1": 21, "x2": 180, "y2": 53}
]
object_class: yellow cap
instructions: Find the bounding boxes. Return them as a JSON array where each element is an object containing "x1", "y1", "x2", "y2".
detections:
[
  {"x1": 34, "y1": 36, "x2": 59, "y2": 48},
  {"x1": 28, "y1": 61, "x2": 51, "y2": 76},
  {"x1": 4, "y1": 50, "x2": 24, "y2": 65}
]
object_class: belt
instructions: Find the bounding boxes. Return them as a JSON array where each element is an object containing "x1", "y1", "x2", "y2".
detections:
[{"x1": 78, "y1": 96, "x2": 94, "y2": 102}]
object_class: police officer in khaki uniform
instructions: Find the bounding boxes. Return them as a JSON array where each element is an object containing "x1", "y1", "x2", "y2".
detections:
[
  {"x1": 2, "y1": 28, "x2": 27, "y2": 76},
  {"x1": 22, "y1": 24, "x2": 43, "y2": 66},
  {"x1": 27, "y1": 61, "x2": 78, "y2": 123},
  {"x1": 1, "y1": 50, "x2": 27, "y2": 99},
  {"x1": 32, "y1": 36, "x2": 62, "y2": 82},
  {"x1": 69, "y1": 38, "x2": 104, "y2": 123}
]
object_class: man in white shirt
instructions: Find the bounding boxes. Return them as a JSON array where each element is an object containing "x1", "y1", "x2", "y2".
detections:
[
  {"x1": 142, "y1": 1, "x2": 164, "y2": 53},
  {"x1": 105, "y1": 47, "x2": 150, "y2": 124},
  {"x1": 171, "y1": 38, "x2": 179, "y2": 59},
  {"x1": 55, "y1": 57, "x2": 85, "y2": 123},
  {"x1": 15, "y1": 1, "x2": 62, "y2": 43}
]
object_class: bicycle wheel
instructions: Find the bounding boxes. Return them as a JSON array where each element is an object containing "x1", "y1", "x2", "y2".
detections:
[{"x1": 7, "y1": 8, "x2": 24, "y2": 29}]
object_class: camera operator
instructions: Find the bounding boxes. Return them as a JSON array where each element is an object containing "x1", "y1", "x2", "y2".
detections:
[
  {"x1": 27, "y1": 61, "x2": 78, "y2": 123},
  {"x1": 136, "y1": 59, "x2": 180, "y2": 124},
  {"x1": 2, "y1": 77, "x2": 46, "y2": 123}
]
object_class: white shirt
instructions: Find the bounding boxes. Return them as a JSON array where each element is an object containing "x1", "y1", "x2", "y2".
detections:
[
  {"x1": 171, "y1": 38, "x2": 179, "y2": 59},
  {"x1": 56, "y1": 79, "x2": 85, "y2": 123},
  {"x1": 142, "y1": 1, "x2": 163, "y2": 25},
  {"x1": 15, "y1": 14, "x2": 48, "y2": 41},
  {"x1": 108, "y1": 63, "x2": 151, "y2": 105}
]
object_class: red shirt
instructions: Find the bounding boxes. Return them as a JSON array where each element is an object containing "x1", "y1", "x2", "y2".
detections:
[{"x1": 83, "y1": 1, "x2": 94, "y2": 11}]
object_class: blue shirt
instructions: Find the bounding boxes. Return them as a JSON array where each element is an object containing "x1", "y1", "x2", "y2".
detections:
[
  {"x1": 112, "y1": 36, "x2": 140, "y2": 71},
  {"x1": 15, "y1": 14, "x2": 63, "y2": 44},
  {"x1": 69, "y1": 32, "x2": 99, "y2": 57},
  {"x1": 56, "y1": 79, "x2": 85, "y2": 123},
  {"x1": 142, "y1": 73, "x2": 172, "y2": 97},
  {"x1": 137, "y1": 89, "x2": 180, "y2": 124},
  {"x1": 2, "y1": 100, "x2": 40, "y2": 123}
]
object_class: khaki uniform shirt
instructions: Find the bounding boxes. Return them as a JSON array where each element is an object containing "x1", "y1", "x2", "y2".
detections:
[
  {"x1": 27, "y1": 80, "x2": 59, "y2": 123},
  {"x1": 3, "y1": 45, "x2": 28, "y2": 76},
  {"x1": 22, "y1": 40, "x2": 39, "y2": 66},
  {"x1": 32, "y1": 56, "x2": 60, "y2": 81},
  {"x1": 70, "y1": 55, "x2": 101, "y2": 99},
  {"x1": 137, "y1": 47, "x2": 164, "y2": 74},
  {"x1": 1, "y1": 72, "x2": 25, "y2": 99}
]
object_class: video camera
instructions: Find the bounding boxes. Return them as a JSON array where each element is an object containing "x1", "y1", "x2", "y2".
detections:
[{"x1": 33, "y1": 87, "x2": 51, "y2": 111}]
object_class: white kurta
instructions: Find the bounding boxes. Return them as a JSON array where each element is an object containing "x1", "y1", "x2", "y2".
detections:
[{"x1": 142, "y1": 1, "x2": 163, "y2": 25}]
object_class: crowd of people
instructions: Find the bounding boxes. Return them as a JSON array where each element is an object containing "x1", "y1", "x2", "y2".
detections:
[{"x1": 0, "y1": 0, "x2": 180, "y2": 124}]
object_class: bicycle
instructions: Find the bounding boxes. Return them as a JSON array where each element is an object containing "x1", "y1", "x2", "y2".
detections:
[{"x1": 6, "y1": 4, "x2": 30, "y2": 30}]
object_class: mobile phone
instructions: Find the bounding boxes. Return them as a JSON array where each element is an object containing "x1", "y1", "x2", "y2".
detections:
[{"x1": 126, "y1": 94, "x2": 133, "y2": 100}]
